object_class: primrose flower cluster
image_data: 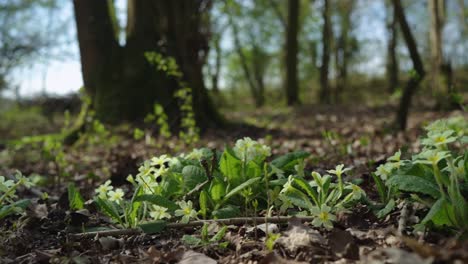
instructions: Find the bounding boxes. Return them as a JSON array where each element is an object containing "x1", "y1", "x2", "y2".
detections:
[
  {"x1": 233, "y1": 137, "x2": 271, "y2": 162},
  {"x1": 279, "y1": 164, "x2": 365, "y2": 230}
]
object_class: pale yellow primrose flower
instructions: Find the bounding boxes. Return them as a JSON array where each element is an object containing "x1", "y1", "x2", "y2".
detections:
[
  {"x1": 233, "y1": 137, "x2": 271, "y2": 162},
  {"x1": 186, "y1": 148, "x2": 204, "y2": 160},
  {"x1": 96, "y1": 180, "x2": 113, "y2": 198},
  {"x1": 107, "y1": 188, "x2": 125, "y2": 204},
  {"x1": 280, "y1": 175, "x2": 295, "y2": 194},
  {"x1": 310, "y1": 205, "x2": 336, "y2": 230},
  {"x1": 414, "y1": 150, "x2": 451, "y2": 166},
  {"x1": 327, "y1": 164, "x2": 351, "y2": 177},
  {"x1": 150, "y1": 154, "x2": 171, "y2": 168},
  {"x1": 149, "y1": 205, "x2": 171, "y2": 220},
  {"x1": 175, "y1": 200, "x2": 198, "y2": 223},
  {"x1": 422, "y1": 130, "x2": 457, "y2": 147},
  {"x1": 375, "y1": 163, "x2": 394, "y2": 181}
]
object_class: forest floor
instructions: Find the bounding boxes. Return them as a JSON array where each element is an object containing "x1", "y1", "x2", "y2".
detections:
[{"x1": 0, "y1": 104, "x2": 467, "y2": 263}]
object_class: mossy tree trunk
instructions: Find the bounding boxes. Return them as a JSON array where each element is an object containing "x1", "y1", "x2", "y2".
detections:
[{"x1": 73, "y1": 0, "x2": 222, "y2": 129}]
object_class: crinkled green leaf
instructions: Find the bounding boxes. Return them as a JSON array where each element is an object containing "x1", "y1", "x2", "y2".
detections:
[
  {"x1": 292, "y1": 177, "x2": 319, "y2": 206},
  {"x1": 139, "y1": 220, "x2": 167, "y2": 234},
  {"x1": 376, "y1": 198, "x2": 396, "y2": 218},
  {"x1": 283, "y1": 187, "x2": 314, "y2": 210},
  {"x1": 271, "y1": 151, "x2": 310, "y2": 171},
  {"x1": 387, "y1": 175, "x2": 440, "y2": 199},
  {"x1": 134, "y1": 194, "x2": 178, "y2": 212},
  {"x1": 212, "y1": 205, "x2": 240, "y2": 219},
  {"x1": 0, "y1": 199, "x2": 30, "y2": 219},
  {"x1": 68, "y1": 183, "x2": 84, "y2": 210},
  {"x1": 219, "y1": 146, "x2": 243, "y2": 186},
  {"x1": 182, "y1": 165, "x2": 208, "y2": 190}
]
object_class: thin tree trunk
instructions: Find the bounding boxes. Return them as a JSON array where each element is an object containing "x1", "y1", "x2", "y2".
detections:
[
  {"x1": 212, "y1": 35, "x2": 221, "y2": 95},
  {"x1": 334, "y1": 0, "x2": 354, "y2": 104},
  {"x1": 429, "y1": 0, "x2": 444, "y2": 96},
  {"x1": 229, "y1": 14, "x2": 262, "y2": 107},
  {"x1": 393, "y1": 0, "x2": 425, "y2": 130},
  {"x1": 319, "y1": 0, "x2": 332, "y2": 104},
  {"x1": 286, "y1": 0, "x2": 300, "y2": 106},
  {"x1": 386, "y1": 0, "x2": 399, "y2": 93}
]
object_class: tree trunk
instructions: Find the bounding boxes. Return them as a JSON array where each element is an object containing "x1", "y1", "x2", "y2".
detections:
[
  {"x1": 229, "y1": 12, "x2": 263, "y2": 107},
  {"x1": 211, "y1": 35, "x2": 221, "y2": 95},
  {"x1": 393, "y1": 0, "x2": 425, "y2": 130},
  {"x1": 386, "y1": 0, "x2": 399, "y2": 93},
  {"x1": 319, "y1": 0, "x2": 332, "y2": 104},
  {"x1": 429, "y1": 0, "x2": 452, "y2": 109},
  {"x1": 73, "y1": 0, "x2": 222, "y2": 129},
  {"x1": 334, "y1": 0, "x2": 354, "y2": 104},
  {"x1": 285, "y1": 0, "x2": 300, "y2": 106}
]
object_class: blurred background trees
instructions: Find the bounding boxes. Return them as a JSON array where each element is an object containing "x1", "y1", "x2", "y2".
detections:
[{"x1": 0, "y1": 0, "x2": 467, "y2": 134}]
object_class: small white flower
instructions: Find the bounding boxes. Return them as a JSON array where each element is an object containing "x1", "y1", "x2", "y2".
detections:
[
  {"x1": 107, "y1": 188, "x2": 125, "y2": 204},
  {"x1": 414, "y1": 150, "x2": 451, "y2": 166},
  {"x1": 310, "y1": 205, "x2": 336, "y2": 230},
  {"x1": 149, "y1": 205, "x2": 171, "y2": 220},
  {"x1": 186, "y1": 148, "x2": 204, "y2": 160},
  {"x1": 422, "y1": 130, "x2": 457, "y2": 147},
  {"x1": 327, "y1": 164, "x2": 351, "y2": 177},
  {"x1": 137, "y1": 161, "x2": 156, "y2": 178},
  {"x1": 233, "y1": 137, "x2": 271, "y2": 162},
  {"x1": 150, "y1": 155, "x2": 171, "y2": 168},
  {"x1": 280, "y1": 175, "x2": 295, "y2": 194},
  {"x1": 175, "y1": 200, "x2": 198, "y2": 223},
  {"x1": 96, "y1": 180, "x2": 113, "y2": 198},
  {"x1": 346, "y1": 184, "x2": 365, "y2": 200},
  {"x1": 375, "y1": 164, "x2": 393, "y2": 181}
]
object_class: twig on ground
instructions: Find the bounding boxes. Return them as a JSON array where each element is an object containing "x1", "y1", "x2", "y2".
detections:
[{"x1": 69, "y1": 216, "x2": 316, "y2": 239}]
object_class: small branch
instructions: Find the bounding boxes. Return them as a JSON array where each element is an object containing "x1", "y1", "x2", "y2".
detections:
[{"x1": 69, "y1": 216, "x2": 316, "y2": 239}]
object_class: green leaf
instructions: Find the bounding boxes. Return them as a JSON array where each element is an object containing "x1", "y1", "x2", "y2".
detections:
[
  {"x1": 271, "y1": 151, "x2": 310, "y2": 171},
  {"x1": 201, "y1": 223, "x2": 209, "y2": 241},
  {"x1": 246, "y1": 161, "x2": 262, "y2": 179},
  {"x1": 292, "y1": 177, "x2": 319, "y2": 206},
  {"x1": 199, "y1": 190, "x2": 209, "y2": 219},
  {"x1": 212, "y1": 205, "x2": 240, "y2": 219},
  {"x1": 376, "y1": 198, "x2": 396, "y2": 218},
  {"x1": 182, "y1": 235, "x2": 202, "y2": 246},
  {"x1": 0, "y1": 199, "x2": 30, "y2": 219},
  {"x1": 139, "y1": 220, "x2": 167, "y2": 234},
  {"x1": 68, "y1": 183, "x2": 84, "y2": 210},
  {"x1": 371, "y1": 172, "x2": 387, "y2": 204},
  {"x1": 387, "y1": 175, "x2": 441, "y2": 199},
  {"x1": 219, "y1": 146, "x2": 243, "y2": 187},
  {"x1": 269, "y1": 178, "x2": 288, "y2": 186},
  {"x1": 210, "y1": 226, "x2": 227, "y2": 242},
  {"x1": 95, "y1": 197, "x2": 123, "y2": 225},
  {"x1": 209, "y1": 178, "x2": 226, "y2": 202},
  {"x1": 283, "y1": 187, "x2": 314, "y2": 210},
  {"x1": 127, "y1": 186, "x2": 144, "y2": 227},
  {"x1": 182, "y1": 165, "x2": 207, "y2": 190},
  {"x1": 134, "y1": 194, "x2": 178, "y2": 212},
  {"x1": 421, "y1": 198, "x2": 454, "y2": 227},
  {"x1": 221, "y1": 177, "x2": 261, "y2": 204}
]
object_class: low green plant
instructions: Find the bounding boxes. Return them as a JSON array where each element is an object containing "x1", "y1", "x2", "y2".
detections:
[
  {"x1": 279, "y1": 164, "x2": 365, "y2": 229},
  {"x1": 181, "y1": 223, "x2": 228, "y2": 248},
  {"x1": 92, "y1": 137, "x2": 363, "y2": 233},
  {"x1": 372, "y1": 116, "x2": 467, "y2": 233},
  {"x1": 0, "y1": 171, "x2": 34, "y2": 219}
]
